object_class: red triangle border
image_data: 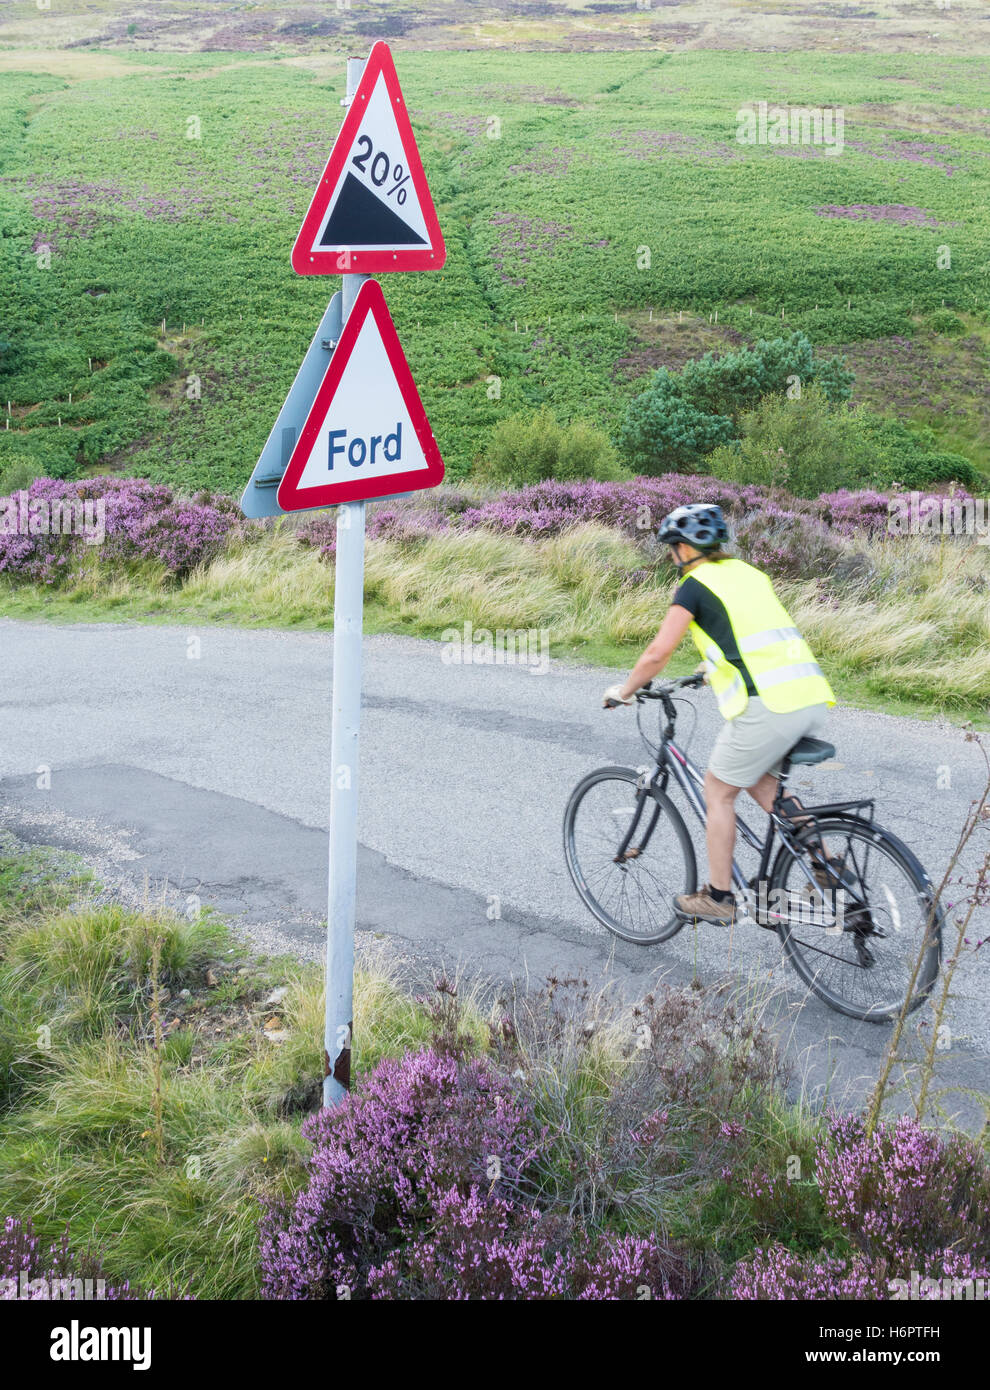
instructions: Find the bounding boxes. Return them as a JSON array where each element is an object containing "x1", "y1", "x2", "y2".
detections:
[
  {"x1": 276, "y1": 279, "x2": 445, "y2": 511},
  {"x1": 291, "y1": 41, "x2": 446, "y2": 275}
]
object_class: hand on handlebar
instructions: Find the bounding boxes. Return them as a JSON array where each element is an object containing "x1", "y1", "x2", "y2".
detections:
[{"x1": 602, "y1": 683, "x2": 634, "y2": 709}]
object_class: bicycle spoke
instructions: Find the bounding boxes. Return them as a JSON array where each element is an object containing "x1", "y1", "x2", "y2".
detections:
[
  {"x1": 776, "y1": 819, "x2": 940, "y2": 1018},
  {"x1": 565, "y1": 771, "x2": 691, "y2": 943}
]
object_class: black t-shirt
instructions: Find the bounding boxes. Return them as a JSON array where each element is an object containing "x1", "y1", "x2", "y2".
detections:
[{"x1": 673, "y1": 571, "x2": 758, "y2": 697}]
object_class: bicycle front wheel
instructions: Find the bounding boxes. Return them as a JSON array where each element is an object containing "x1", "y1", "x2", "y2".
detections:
[
  {"x1": 563, "y1": 766, "x2": 696, "y2": 945},
  {"x1": 770, "y1": 815, "x2": 943, "y2": 1022}
]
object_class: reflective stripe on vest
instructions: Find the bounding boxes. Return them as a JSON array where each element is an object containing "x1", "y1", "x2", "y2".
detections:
[
  {"x1": 737, "y1": 626, "x2": 802, "y2": 653},
  {"x1": 758, "y1": 661, "x2": 828, "y2": 690},
  {"x1": 684, "y1": 558, "x2": 836, "y2": 720},
  {"x1": 713, "y1": 672, "x2": 745, "y2": 712}
]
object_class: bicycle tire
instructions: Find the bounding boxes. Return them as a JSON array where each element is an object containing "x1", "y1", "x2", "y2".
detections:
[
  {"x1": 769, "y1": 815, "x2": 943, "y2": 1022},
  {"x1": 563, "y1": 765, "x2": 696, "y2": 945}
]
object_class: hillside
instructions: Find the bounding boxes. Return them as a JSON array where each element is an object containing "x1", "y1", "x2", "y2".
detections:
[{"x1": 0, "y1": 5, "x2": 988, "y2": 495}]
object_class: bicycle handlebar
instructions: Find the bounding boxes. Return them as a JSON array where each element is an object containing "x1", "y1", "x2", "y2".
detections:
[
  {"x1": 603, "y1": 673, "x2": 704, "y2": 710},
  {"x1": 637, "y1": 673, "x2": 705, "y2": 701}
]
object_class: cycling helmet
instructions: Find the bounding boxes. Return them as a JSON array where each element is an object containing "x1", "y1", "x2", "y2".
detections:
[{"x1": 656, "y1": 503, "x2": 729, "y2": 552}]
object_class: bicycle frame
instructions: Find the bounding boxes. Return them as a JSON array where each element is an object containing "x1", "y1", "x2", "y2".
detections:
[
  {"x1": 622, "y1": 683, "x2": 876, "y2": 919},
  {"x1": 651, "y1": 737, "x2": 764, "y2": 894}
]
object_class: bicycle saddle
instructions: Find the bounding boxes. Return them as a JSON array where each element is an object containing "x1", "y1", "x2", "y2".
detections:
[{"x1": 787, "y1": 736, "x2": 836, "y2": 765}]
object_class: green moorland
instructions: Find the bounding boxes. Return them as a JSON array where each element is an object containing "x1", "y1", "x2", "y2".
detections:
[{"x1": 1, "y1": 36, "x2": 989, "y2": 493}]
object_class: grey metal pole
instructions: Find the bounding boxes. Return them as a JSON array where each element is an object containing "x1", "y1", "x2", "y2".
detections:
[{"x1": 323, "y1": 53, "x2": 370, "y2": 1107}]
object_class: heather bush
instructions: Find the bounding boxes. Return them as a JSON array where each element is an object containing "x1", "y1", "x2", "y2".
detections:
[
  {"x1": 363, "y1": 1187, "x2": 693, "y2": 1300},
  {"x1": 817, "y1": 1112, "x2": 990, "y2": 1268},
  {"x1": 364, "y1": 1187, "x2": 573, "y2": 1300},
  {"x1": 569, "y1": 1232, "x2": 688, "y2": 1300},
  {"x1": 258, "y1": 1028, "x2": 706, "y2": 1300},
  {"x1": 259, "y1": 1048, "x2": 545, "y2": 1299},
  {"x1": 0, "y1": 475, "x2": 239, "y2": 584},
  {"x1": 813, "y1": 487, "x2": 896, "y2": 536},
  {"x1": 0, "y1": 1215, "x2": 147, "y2": 1300},
  {"x1": 459, "y1": 475, "x2": 775, "y2": 541},
  {"x1": 730, "y1": 1112, "x2": 990, "y2": 1299},
  {"x1": 732, "y1": 506, "x2": 846, "y2": 580},
  {"x1": 492, "y1": 977, "x2": 786, "y2": 1245}
]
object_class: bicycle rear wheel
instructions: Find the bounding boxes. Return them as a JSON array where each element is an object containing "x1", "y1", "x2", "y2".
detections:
[
  {"x1": 770, "y1": 815, "x2": 942, "y2": 1021},
  {"x1": 563, "y1": 766, "x2": 696, "y2": 945}
]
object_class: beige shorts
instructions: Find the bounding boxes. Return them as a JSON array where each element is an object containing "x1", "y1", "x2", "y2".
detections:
[{"x1": 708, "y1": 697, "x2": 830, "y2": 789}]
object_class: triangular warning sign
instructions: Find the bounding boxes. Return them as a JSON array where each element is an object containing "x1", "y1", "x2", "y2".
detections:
[
  {"x1": 276, "y1": 279, "x2": 444, "y2": 511},
  {"x1": 292, "y1": 42, "x2": 446, "y2": 275}
]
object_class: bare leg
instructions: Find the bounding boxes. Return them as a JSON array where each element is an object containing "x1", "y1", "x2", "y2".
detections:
[
  {"x1": 746, "y1": 771, "x2": 779, "y2": 815},
  {"x1": 745, "y1": 772, "x2": 832, "y2": 865},
  {"x1": 704, "y1": 770, "x2": 741, "y2": 892}
]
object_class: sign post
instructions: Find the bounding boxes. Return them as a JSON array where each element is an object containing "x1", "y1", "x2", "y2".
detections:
[
  {"x1": 240, "y1": 45, "x2": 445, "y2": 1105},
  {"x1": 324, "y1": 101, "x2": 368, "y2": 1103}
]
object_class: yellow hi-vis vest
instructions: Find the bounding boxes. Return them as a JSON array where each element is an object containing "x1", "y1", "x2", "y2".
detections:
[{"x1": 684, "y1": 557, "x2": 836, "y2": 720}]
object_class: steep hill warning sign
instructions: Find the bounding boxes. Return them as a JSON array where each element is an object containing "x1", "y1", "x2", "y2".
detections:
[{"x1": 291, "y1": 41, "x2": 446, "y2": 275}]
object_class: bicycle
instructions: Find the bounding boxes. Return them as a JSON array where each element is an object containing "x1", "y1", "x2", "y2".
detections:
[{"x1": 563, "y1": 674, "x2": 943, "y2": 1021}]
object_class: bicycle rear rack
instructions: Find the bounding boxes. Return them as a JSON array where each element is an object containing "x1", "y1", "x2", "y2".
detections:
[{"x1": 779, "y1": 797, "x2": 875, "y2": 822}]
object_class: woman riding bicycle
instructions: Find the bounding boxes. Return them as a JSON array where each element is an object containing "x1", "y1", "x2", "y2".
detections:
[{"x1": 603, "y1": 503, "x2": 836, "y2": 926}]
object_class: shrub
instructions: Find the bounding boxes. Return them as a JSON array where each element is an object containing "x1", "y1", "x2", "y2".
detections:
[
  {"x1": 0, "y1": 1215, "x2": 148, "y2": 1299},
  {"x1": 620, "y1": 334, "x2": 854, "y2": 475},
  {"x1": 259, "y1": 1041, "x2": 701, "y2": 1300},
  {"x1": 732, "y1": 506, "x2": 846, "y2": 579},
  {"x1": 813, "y1": 488, "x2": 892, "y2": 535},
  {"x1": 674, "y1": 332, "x2": 816, "y2": 419},
  {"x1": 812, "y1": 353, "x2": 855, "y2": 403},
  {"x1": 859, "y1": 416, "x2": 984, "y2": 490},
  {"x1": 259, "y1": 1048, "x2": 543, "y2": 1299},
  {"x1": 730, "y1": 1112, "x2": 990, "y2": 1299},
  {"x1": 619, "y1": 386, "x2": 736, "y2": 474},
  {"x1": 926, "y1": 310, "x2": 966, "y2": 336},
  {"x1": 708, "y1": 387, "x2": 875, "y2": 497},
  {"x1": 0, "y1": 456, "x2": 37, "y2": 495},
  {"x1": 477, "y1": 408, "x2": 625, "y2": 485},
  {"x1": 364, "y1": 1187, "x2": 573, "y2": 1300},
  {"x1": 493, "y1": 977, "x2": 786, "y2": 1251}
]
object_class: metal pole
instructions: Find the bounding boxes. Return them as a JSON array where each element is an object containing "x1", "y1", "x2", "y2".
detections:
[{"x1": 323, "y1": 54, "x2": 369, "y2": 1107}]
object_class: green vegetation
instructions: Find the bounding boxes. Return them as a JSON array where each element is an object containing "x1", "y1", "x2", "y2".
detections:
[
  {"x1": 474, "y1": 406, "x2": 626, "y2": 485},
  {"x1": 619, "y1": 332, "x2": 855, "y2": 474},
  {"x1": 0, "y1": 833, "x2": 843, "y2": 1298},
  {"x1": 709, "y1": 388, "x2": 984, "y2": 498},
  {"x1": 0, "y1": 47, "x2": 988, "y2": 494},
  {"x1": 0, "y1": 833, "x2": 460, "y2": 1297}
]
